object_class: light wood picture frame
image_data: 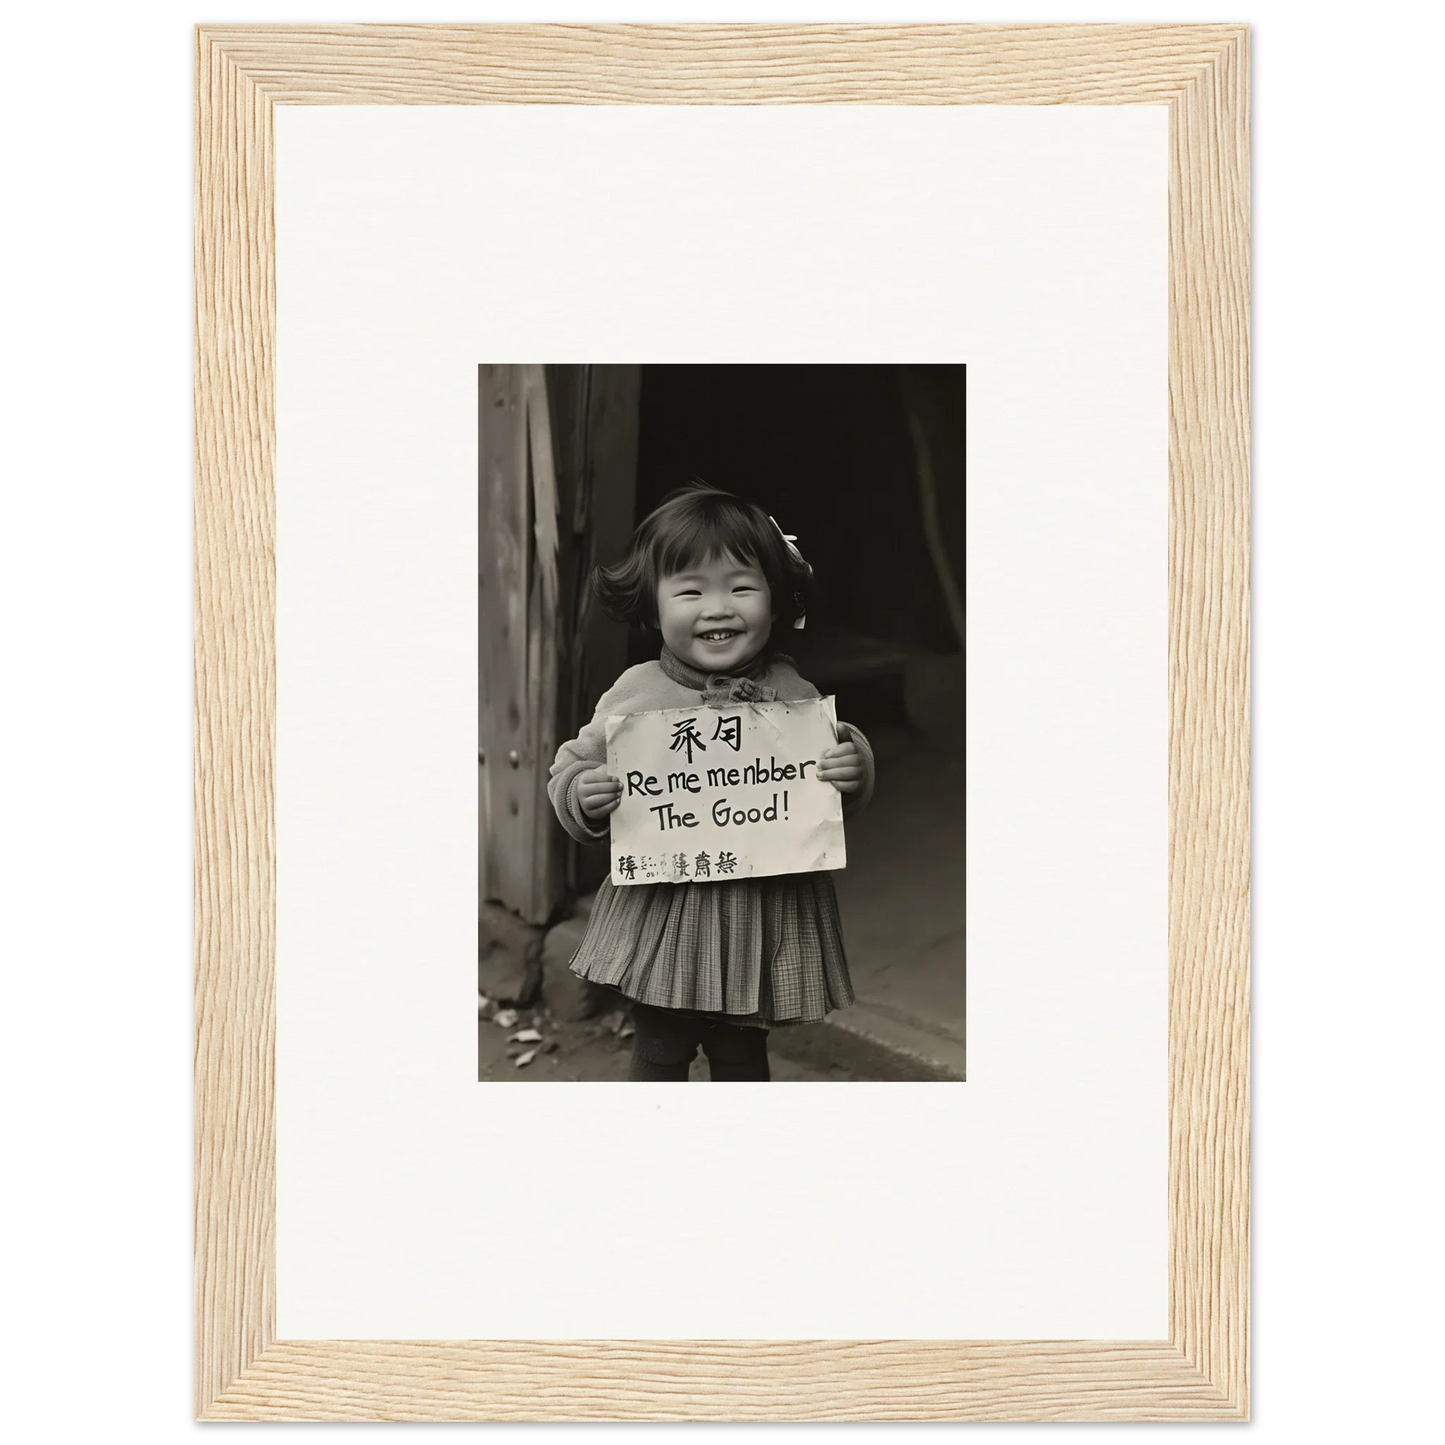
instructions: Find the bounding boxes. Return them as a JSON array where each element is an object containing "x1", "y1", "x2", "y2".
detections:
[{"x1": 195, "y1": 22, "x2": 1249, "y2": 1421}]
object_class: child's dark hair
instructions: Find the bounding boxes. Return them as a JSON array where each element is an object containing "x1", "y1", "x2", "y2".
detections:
[{"x1": 594, "y1": 481, "x2": 812, "y2": 631}]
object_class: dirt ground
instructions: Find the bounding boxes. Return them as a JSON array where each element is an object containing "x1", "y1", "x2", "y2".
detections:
[{"x1": 478, "y1": 994, "x2": 949, "y2": 1082}]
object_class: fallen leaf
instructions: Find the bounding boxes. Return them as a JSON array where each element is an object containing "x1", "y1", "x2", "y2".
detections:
[
  {"x1": 493, "y1": 1008, "x2": 519, "y2": 1029},
  {"x1": 514, "y1": 1048, "x2": 538, "y2": 1068},
  {"x1": 508, "y1": 1028, "x2": 543, "y2": 1044}
]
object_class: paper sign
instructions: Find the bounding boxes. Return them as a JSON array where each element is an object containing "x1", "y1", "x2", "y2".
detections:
[{"x1": 604, "y1": 698, "x2": 846, "y2": 885}]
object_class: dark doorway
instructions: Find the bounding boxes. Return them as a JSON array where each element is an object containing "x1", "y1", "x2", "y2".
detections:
[{"x1": 634, "y1": 364, "x2": 965, "y2": 729}]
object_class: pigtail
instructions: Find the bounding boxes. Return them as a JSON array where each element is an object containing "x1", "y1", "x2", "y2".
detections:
[{"x1": 592, "y1": 550, "x2": 655, "y2": 629}]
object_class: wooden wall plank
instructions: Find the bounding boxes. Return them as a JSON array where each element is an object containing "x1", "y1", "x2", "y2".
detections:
[
  {"x1": 522, "y1": 364, "x2": 565, "y2": 923},
  {"x1": 477, "y1": 366, "x2": 532, "y2": 916}
]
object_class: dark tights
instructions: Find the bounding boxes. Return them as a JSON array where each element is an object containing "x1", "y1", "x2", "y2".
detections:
[{"x1": 627, "y1": 1001, "x2": 771, "y2": 1081}]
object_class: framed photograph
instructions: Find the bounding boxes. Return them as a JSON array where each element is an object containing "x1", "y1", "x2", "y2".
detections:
[{"x1": 196, "y1": 23, "x2": 1248, "y2": 1421}]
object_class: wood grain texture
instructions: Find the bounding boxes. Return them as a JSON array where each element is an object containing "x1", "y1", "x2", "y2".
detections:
[
  {"x1": 522, "y1": 364, "x2": 566, "y2": 923},
  {"x1": 204, "y1": 1340, "x2": 1241, "y2": 1422},
  {"x1": 1166, "y1": 28, "x2": 1251, "y2": 1415},
  {"x1": 197, "y1": 22, "x2": 1244, "y2": 106},
  {"x1": 194, "y1": 22, "x2": 1249, "y2": 1421},
  {"x1": 477, "y1": 365, "x2": 532, "y2": 916},
  {"x1": 194, "y1": 26, "x2": 277, "y2": 1418}
]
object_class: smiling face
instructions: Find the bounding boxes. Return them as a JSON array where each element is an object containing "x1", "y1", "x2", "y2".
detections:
[{"x1": 655, "y1": 552, "x2": 774, "y2": 674}]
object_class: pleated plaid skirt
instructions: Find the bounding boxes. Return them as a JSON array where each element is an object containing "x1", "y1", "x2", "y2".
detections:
[{"x1": 569, "y1": 873, "x2": 856, "y2": 1026}]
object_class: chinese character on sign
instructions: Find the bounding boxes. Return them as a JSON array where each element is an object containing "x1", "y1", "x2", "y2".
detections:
[
  {"x1": 668, "y1": 717, "x2": 708, "y2": 765},
  {"x1": 693, "y1": 851, "x2": 711, "y2": 878},
  {"x1": 617, "y1": 855, "x2": 637, "y2": 881},
  {"x1": 672, "y1": 853, "x2": 690, "y2": 878},
  {"x1": 716, "y1": 851, "x2": 738, "y2": 875},
  {"x1": 711, "y1": 714, "x2": 742, "y2": 751}
]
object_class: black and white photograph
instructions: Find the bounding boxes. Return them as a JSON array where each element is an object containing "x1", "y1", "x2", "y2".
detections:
[{"x1": 478, "y1": 364, "x2": 967, "y2": 1081}]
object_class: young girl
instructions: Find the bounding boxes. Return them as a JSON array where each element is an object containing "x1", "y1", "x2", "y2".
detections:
[{"x1": 548, "y1": 482, "x2": 875, "y2": 1081}]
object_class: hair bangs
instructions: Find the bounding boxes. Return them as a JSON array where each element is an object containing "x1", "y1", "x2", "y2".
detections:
[{"x1": 652, "y1": 498, "x2": 774, "y2": 581}]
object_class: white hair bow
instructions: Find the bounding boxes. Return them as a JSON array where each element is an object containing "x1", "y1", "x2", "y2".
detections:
[{"x1": 769, "y1": 515, "x2": 811, "y2": 630}]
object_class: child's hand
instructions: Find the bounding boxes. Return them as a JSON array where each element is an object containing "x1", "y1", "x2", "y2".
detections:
[
  {"x1": 817, "y1": 740, "x2": 864, "y2": 793},
  {"x1": 577, "y1": 767, "x2": 623, "y2": 820}
]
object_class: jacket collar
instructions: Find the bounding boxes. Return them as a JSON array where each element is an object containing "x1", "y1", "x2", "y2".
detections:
[{"x1": 658, "y1": 645, "x2": 787, "y2": 705}]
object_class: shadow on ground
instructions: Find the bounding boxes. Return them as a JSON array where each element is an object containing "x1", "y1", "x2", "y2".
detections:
[{"x1": 478, "y1": 996, "x2": 954, "y2": 1082}]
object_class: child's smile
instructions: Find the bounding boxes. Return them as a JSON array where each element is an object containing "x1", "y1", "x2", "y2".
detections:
[{"x1": 657, "y1": 555, "x2": 774, "y2": 675}]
